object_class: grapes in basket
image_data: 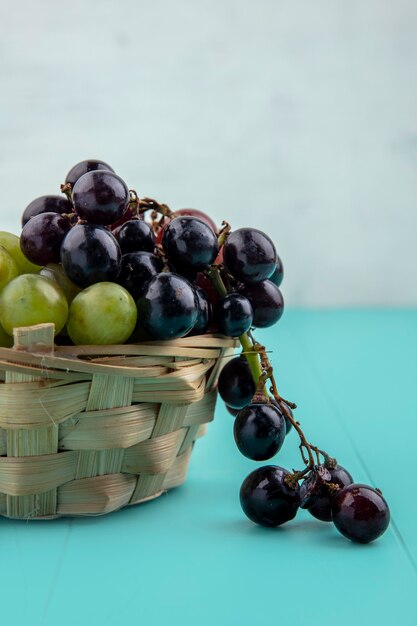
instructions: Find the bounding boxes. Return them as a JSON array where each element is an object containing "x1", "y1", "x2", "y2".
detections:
[{"x1": 0, "y1": 158, "x2": 390, "y2": 543}]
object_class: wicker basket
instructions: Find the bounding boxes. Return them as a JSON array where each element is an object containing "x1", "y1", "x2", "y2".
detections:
[{"x1": 0, "y1": 324, "x2": 237, "y2": 519}]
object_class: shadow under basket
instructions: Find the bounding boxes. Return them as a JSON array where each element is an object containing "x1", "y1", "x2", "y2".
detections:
[{"x1": 0, "y1": 324, "x2": 237, "y2": 520}]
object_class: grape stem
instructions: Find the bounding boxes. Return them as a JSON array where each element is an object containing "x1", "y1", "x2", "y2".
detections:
[
  {"x1": 217, "y1": 221, "x2": 231, "y2": 248},
  {"x1": 137, "y1": 196, "x2": 173, "y2": 218},
  {"x1": 60, "y1": 183, "x2": 72, "y2": 202},
  {"x1": 265, "y1": 357, "x2": 315, "y2": 482},
  {"x1": 207, "y1": 264, "x2": 335, "y2": 488}
]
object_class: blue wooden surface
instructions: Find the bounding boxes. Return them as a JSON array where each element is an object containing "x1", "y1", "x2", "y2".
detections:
[{"x1": 1, "y1": 310, "x2": 416, "y2": 626}]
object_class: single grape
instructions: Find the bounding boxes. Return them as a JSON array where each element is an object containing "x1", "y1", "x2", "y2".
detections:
[
  {"x1": 0, "y1": 274, "x2": 68, "y2": 335},
  {"x1": 156, "y1": 209, "x2": 218, "y2": 245},
  {"x1": 240, "y1": 465, "x2": 300, "y2": 527},
  {"x1": 72, "y1": 170, "x2": 130, "y2": 225},
  {"x1": 136, "y1": 272, "x2": 198, "y2": 340},
  {"x1": 218, "y1": 356, "x2": 256, "y2": 409},
  {"x1": 117, "y1": 251, "x2": 163, "y2": 299},
  {"x1": 0, "y1": 231, "x2": 41, "y2": 274},
  {"x1": 21, "y1": 195, "x2": 73, "y2": 227},
  {"x1": 239, "y1": 280, "x2": 284, "y2": 327},
  {"x1": 0, "y1": 246, "x2": 19, "y2": 292},
  {"x1": 65, "y1": 159, "x2": 114, "y2": 188},
  {"x1": 188, "y1": 287, "x2": 211, "y2": 336},
  {"x1": 40, "y1": 264, "x2": 81, "y2": 304},
  {"x1": 67, "y1": 282, "x2": 137, "y2": 345},
  {"x1": 162, "y1": 216, "x2": 219, "y2": 272},
  {"x1": 306, "y1": 464, "x2": 353, "y2": 521},
  {"x1": 20, "y1": 212, "x2": 72, "y2": 266},
  {"x1": 214, "y1": 293, "x2": 253, "y2": 337},
  {"x1": 115, "y1": 219, "x2": 155, "y2": 254},
  {"x1": 223, "y1": 228, "x2": 277, "y2": 284},
  {"x1": 269, "y1": 255, "x2": 284, "y2": 288},
  {"x1": 61, "y1": 224, "x2": 121, "y2": 288},
  {"x1": 271, "y1": 398, "x2": 293, "y2": 435},
  {"x1": 331, "y1": 484, "x2": 390, "y2": 543},
  {"x1": 234, "y1": 403, "x2": 286, "y2": 460}
]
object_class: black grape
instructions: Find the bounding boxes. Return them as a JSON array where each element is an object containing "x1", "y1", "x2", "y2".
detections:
[
  {"x1": 115, "y1": 219, "x2": 155, "y2": 254},
  {"x1": 21, "y1": 195, "x2": 73, "y2": 227},
  {"x1": 331, "y1": 484, "x2": 390, "y2": 543},
  {"x1": 20, "y1": 212, "x2": 72, "y2": 265},
  {"x1": 224, "y1": 228, "x2": 276, "y2": 283},
  {"x1": 240, "y1": 280, "x2": 284, "y2": 327},
  {"x1": 307, "y1": 464, "x2": 353, "y2": 522},
  {"x1": 214, "y1": 293, "x2": 253, "y2": 337},
  {"x1": 162, "y1": 217, "x2": 218, "y2": 272},
  {"x1": 136, "y1": 273, "x2": 198, "y2": 340},
  {"x1": 240, "y1": 466, "x2": 300, "y2": 527},
  {"x1": 218, "y1": 356, "x2": 256, "y2": 409},
  {"x1": 117, "y1": 251, "x2": 163, "y2": 299},
  {"x1": 61, "y1": 224, "x2": 121, "y2": 288},
  {"x1": 234, "y1": 403, "x2": 286, "y2": 460},
  {"x1": 65, "y1": 159, "x2": 114, "y2": 188},
  {"x1": 72, "y1": 170, "x2": 130, "y2": 226}
]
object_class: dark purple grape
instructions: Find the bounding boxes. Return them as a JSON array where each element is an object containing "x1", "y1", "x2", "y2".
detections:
[
  {"x1": 214, "y1": 293, "x2": 253, "y2": 337},
  {"x1": 234, "y1": 403, "x2": 286, "y2": 461},
  {"x1": 269, "y1": 255, "x2": 284, "y2": 288},
  {"x1": 61, "y1": 224, "x2": 121, "y2": 288},
  {"x1": 240, "y1": 280, "x2": 284, "y2": 328},
  {"x1": 299, "y1": 465, "x2": 332, "y2": 509},
  {"x1": 20, "y1": 212, "x2": 71, "y2": 265},
  {"x1": 331, "y1": 484, "x2": 390, "y2": 543},
  {"x1": 307, "y1": 464, "x2": 353, "y2": 521},
  {"x1": 117, "y1": 252, "x2": 163, "y2": 299},
  {"x1": 65, "y1": 159, "x2": 114, "y2": 188},
  {"x1": 72, "y1": 170, "x2": 129, "y2": 226},
  {"x1": 218, "y1": 356, "x2": 256, "y2": 409},
  {"x1": 162, "y1": 217, "x2": 219, "y2": 272},
  {"x1": 188, "y1": 287, "x2": 211, "y2": 336},
  {"x1": 271, "y1": 398, "x2": 293, "y2": 435},
  {"x1": 226, "y1": 405, "x2": 239, "y2": 417},
  {"x1": 224, "y1": 228, "x2": 276, "y2": 284},
  {"x1": 240, "y1": 465, "x2": 300, "y2": 527},
  {"x1": 136, "y1": 272, "x2": 198, "y2": 340},
  {"x1": 21, "y1": 195, "x2": 73, "y2": 227},
  {"x1": 115, "y1": 219, "x2": 155, "y2": 254}
]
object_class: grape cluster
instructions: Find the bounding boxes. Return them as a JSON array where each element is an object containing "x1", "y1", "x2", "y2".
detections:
[
  {"x1": 0, "y1": 158, "x2": 390, "y2": 544},
  {"x1": 0, "y1": 160, "x2": 226, "y2": 345},
  {"x1": 215, "y1": 238, "x2": 390, "y2": 544}
]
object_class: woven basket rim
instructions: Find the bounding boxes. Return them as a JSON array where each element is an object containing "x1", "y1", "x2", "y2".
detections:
[{"x1": 0, "y1": 326, "x2": 238, "y2": 376}]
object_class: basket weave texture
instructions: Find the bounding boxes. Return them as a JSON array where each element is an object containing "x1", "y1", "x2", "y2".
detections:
[{"x1": 0, "y1": 324, "x2": 236, "y2": 519}]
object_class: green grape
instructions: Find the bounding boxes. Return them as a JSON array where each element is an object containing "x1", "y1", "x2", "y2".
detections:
[
  {"x1": 40, "y1": 264, "x2": 81, "y2": 304},
  {"x1": 0, "y1": 274, "x2": 68, "y2": 336},
  {"x1": 0, "y1": 321, "x2": 13, "y2": 347},
  {"x1": 67, "y1": 282, "x2": 137, "y2": 345},
  {"x1": 0, "y1": 245, "x2": 19, "y2": 292},
  {"x1": 0, "y1": 231, "x2": 42, "y2": 274}
]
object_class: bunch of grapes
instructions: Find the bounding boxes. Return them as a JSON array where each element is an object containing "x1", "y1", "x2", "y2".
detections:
[{"x1": 0, "y1": 158, "x2": 390, "y2": 543}]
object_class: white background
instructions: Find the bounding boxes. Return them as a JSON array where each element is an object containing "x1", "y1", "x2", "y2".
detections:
[{"x1": 0, "y1": 0, "x2": 416, "y2": 306}]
